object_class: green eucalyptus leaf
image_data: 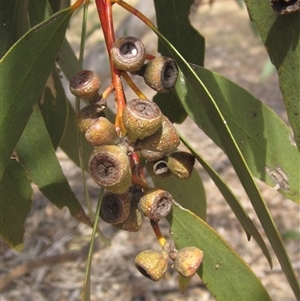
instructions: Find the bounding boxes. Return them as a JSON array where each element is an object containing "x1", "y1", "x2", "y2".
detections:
[
  {"x1": 175, "y1": 67, "x2": 300, "y2": 203},
  {"x1": 0, "y1": 0, "x2": 31, "y2": 56},
  {"x1": 179, "y1": 133, "x2": 272, "y2": 268},
  {"x1": 244, "y1": 1, "x2": 300, "y2": 151},
  {"x1": 0, "y1": 159, "x2": 32, "y2": 249},
  {"x1": 28, "y1": 0, "x2": 49, "y2": 27},
  {"x1": 152, "y1": 170, "x2": 206, "y2": 220},
  {"x1": 153, "y1": 90, "x2": 187, "y2": 124},
  {"x1": 16, "y1": 105, "x2": 91, "y2": 227},
  {"x1": 59, "y1": 102, "x2": 94, "y2": 170},
  {"x1": 39, "y1": 66, "x2": 68, "y2": 149},
  {"x1": 167, "y1": 206, "x2": 272, "y2": 301},
  {"x1": 0, "y1": 3, "x2": 79, "y2": 181},
  {"x1": 151, "y1": 28, "x2": 300, "y2": 300},
  {"x1": 58, "y1": 37, "x2": 82, "y2": 80}
]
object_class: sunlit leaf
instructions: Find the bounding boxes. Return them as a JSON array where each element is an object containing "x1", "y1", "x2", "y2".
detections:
[
  {"x1": 179, "y1": 133, "x2": 272, "y2": 267},
  {"x1": 151, "y1": 27, "x2": 299, "y2": 299},
  {"x1": 16, "y1": 105, "x2": 91, "y2": 227},
  {"x1": 244, "y1": 1, "x2": 300, "y2": 151},
  {"x1": 175, "y1": 67, "x2": 300, "y2": 203},
  {"x1": 167, "y1": 206, "x2": 272, "y2": 301},
  {"x1": 0, "y1": 159, "x2": 32, "y2": 249}
]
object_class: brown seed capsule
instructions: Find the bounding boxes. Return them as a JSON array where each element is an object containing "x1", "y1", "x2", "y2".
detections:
[
  {"x1": 111, "y1": 36, "x2": 146, "y2": 72},
  {"x1": 75, "y1": 105, "x2": 105, "y2": 133},
  {"x1": 100, "y1": 192, "x2": 131, "y2": 224},
  {"x1": 135, "y1": 249, "x2": 168, "y2": 281},
  {"x1": 136, "y1": 116, "x2": 180, "y2": 155},
  {"x1": 69, "y1": 70, "x2": 101, "y2": 101},
  {"x1": 142, "y1": 57, "x2": 178, "y2": 93},
  {"x1": 85, "y1": 117, "x2": 119, "y2": 146},
  {"x1": 146, "y1": 160, "x2": 171, "y2": 180},
  {"x1": 122, "y1": 99, "x2": 163, "y2": 142},
  {"x1": 167, "y1": 151, "x2": 195, "y2": 180},
  {"x1": 139, "y1": 188, "x2": 173, "y2": 221},
  {"x1": 173, "y1": 247, "x2": 204, "y2": 278},
  {"x1": 88, "y1": 145, "x2": 131, "y2": 194},
  {"x1": 113, "y1": 200, "x2": 143, "y2": 232}
]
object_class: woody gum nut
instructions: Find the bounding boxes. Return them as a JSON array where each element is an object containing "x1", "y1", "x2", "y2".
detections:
[
  {"x1": 100, "y1": 192, "x2": 131, "y2": 224},
  {"x1": 111, "y1": 36, "x2": 146, "y2": 72},
  {"x1": 174, "y1": 247, "x2": 204, "y2": 278},
  {"x1": 122, "y1": 99, "x2": 162, "y2": 142},
  {"x1": 69, "y1": 70, "x2": 101, "y2": 100},
  {"x1": 113, "y1": 202, "x2": 143, "y2": 232},
  {"x1": 85, "y1": 117, "x2": 119, "y2": 146},
  {"x1": 135, "y1": 250, "x2": 168, "y2": 281},
  {"x1": 139, "y1": 149, "x2": 165, "y2": 162},
  {"x1": 145, "y1": 160, "x2": 171, "y2": 180},
  {"x1": 136, "y1": 116, "x2": 180, "y2": 154},
  {"x1": 143, "y1": 56, "x2": 178, "y2": 93},
  {"x1": 168, "y1": 151, "x2": 195, "y2": 179},
  {"x1": 88, "y1": 145, "x2": 131, "y2": 194},
  {"x1": 139, "y1": 189, "x2": 173, "y2": 221}
]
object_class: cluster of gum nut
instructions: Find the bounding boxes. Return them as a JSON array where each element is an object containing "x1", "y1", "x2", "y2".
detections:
[{"x1": 69, "y1": 36, "x2": 203, "y2": 282}]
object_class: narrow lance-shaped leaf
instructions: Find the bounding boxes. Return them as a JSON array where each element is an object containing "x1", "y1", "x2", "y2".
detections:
[
  {"x1": 179, "y1": 132, "x2": 272, "y2": 268},
  {"x1": 175, "y1": 67, "x2": 299, "y2": 203},
  {"x1": 244, "y1": 1, "x2": 300, "y2": 151},
  {"x1": 149, "y1": 27, "x2": 299, "y2": 299},
  {"x1": 39, "y1": 66, "x2": 68, "y2": 149},
  {"x1": 167, "y1": 205, "x2": 272, "y2": 301},
  {"x1": 0, "y1": 1, "x2": 82, "y2": 180},
  {"x1": 0, "y1": 159, "x2": 33, "y2": 249},
  {"x1": 16, "y1": 105, "x2": 91, "y2": 227},
  {"x1": 59, "y1": 101, "x2": 94, "y2": 170}
]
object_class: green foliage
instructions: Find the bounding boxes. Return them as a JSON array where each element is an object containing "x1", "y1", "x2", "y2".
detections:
[
  {"x1": 0, "y1": 1, "x2": 299, "y2": 300},
  {"x1": 244, "y1": 0, "x2": 300, "y2": 150},
  {"x1": 168, "y1": 206, "x2": 272, "y2": 301}
]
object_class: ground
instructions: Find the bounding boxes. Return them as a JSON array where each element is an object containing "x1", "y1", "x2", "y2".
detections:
[{"x1": 1, "y1": 1, "x2": 299, "y2": 300}]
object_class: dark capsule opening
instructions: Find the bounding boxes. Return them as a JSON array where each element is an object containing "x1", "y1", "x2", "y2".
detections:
[{"x1": 161, "y1": 59, "x2": 178, "y2": 90}]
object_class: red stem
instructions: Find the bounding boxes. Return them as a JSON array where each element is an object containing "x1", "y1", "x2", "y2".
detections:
[{"x1": 95, "y1": 0, "x2": 127, "y2": 134}]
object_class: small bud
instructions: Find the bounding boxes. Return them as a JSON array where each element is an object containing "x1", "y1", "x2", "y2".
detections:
[
  {"x1": 123, "y1": 99, "x2": 162, "y2": 142},
  {"x1": 136, "y1": 116, "x2": 180, "y2": 155},
  {"x1": 69, "y1": 70, "x2": 101, "y2": 101},
  {"x1": 139, "y1": 149, "x2": 165, "y2": 162},
  {"x1": 139, "y1": 188, "x2": 173, "y2": 221},
  {"x1": 135, "y1": 249, "x2": 168, "y2": 281},
  {"x1": 173, "y1": 247, "x2": 204, "y2": 278},
  {"x1": 75, "y1": 105, "x2": 105, "y2": 133},
  {"x1": 85, "y1": 117, "x2": 119, "y2": 146}
]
